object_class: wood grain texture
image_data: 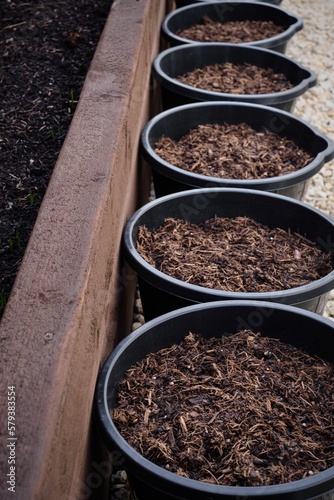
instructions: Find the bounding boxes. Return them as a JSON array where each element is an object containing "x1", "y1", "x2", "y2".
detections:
[{"x1": 0, "y1": 1, "x2": 170, "y2": 498}]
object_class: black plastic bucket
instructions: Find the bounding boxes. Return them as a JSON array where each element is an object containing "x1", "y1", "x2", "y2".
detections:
[
  {"x1": 175, "y1": 0, "x2": 283, "y2": 6},
  {"x1": 122, "y1": 188, "x2": 334, "y2": 320},
  {"x1": 96, "y1": 300, "x2": 334, "y2": 499},
  {"x1": 140, "y1": 101, "x2": 334, "y2": 199},
  {"x1": 162, "y1": 1, "x2": 302, "y2": 53},
  {"x1": 152, "y1": 43, "x2": 316, "y2": 111}
]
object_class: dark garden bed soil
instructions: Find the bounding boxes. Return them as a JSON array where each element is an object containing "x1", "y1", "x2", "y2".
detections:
[
  {"x1": 137, "y1": 216, "x2": 333, "y2": 292},
  {"x1": 176, "y1": 62, "x2": 294, "y2": 94},
  {"x1": 177, "y1": 17, "x2": 285, "y2": 43},
  {"x1": 0, "y1": 0, "x2": 113, "y2": 319},
  {"x1": 155, "y1": 122, "x2": 314, "y2": 179},
  {"x1": 113, "y1": 329, "x2": 334, "y2": 486}
]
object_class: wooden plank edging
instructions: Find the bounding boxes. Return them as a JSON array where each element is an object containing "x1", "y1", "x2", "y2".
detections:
[{"x1": 0, "y1": 1, "x2": 170, "y2": 498}]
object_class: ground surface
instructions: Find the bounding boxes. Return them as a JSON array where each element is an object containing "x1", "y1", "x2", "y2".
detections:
[{"x1": 0, "y1": 0, "x2": 113, "y2": 318}]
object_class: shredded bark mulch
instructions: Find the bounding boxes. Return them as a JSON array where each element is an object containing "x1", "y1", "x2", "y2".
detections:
[
  {"x1": 154, "y1": 123, "x2": 314, "y2": 179},
  {"x1": 177, "y1": 17, "x2": 285, "y2": 43},
  {"x1": 0, "y1": 0, "x2": 113, "y2": 319},
  {"x1": 113, "y1": 330, "x2": 334, "y2": 486},
  {"x1": 137, "y1": 216, "x2": 333, "y2": 293},
  {"x1": 176, "y1": 62, "x2": 294, "y2": 94}
]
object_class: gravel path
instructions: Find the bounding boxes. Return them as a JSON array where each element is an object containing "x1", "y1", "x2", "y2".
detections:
[{"x1": 283, "y1": 0, "x2": 334, "y2": 320}]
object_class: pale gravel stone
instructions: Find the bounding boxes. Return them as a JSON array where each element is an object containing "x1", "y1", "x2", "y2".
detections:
[
  {"x1": 113, "y1": 470, "x2": 128, "y2": 484},
  {"x1": 135, "y1": 298, "x2": 144, "y2": 314},
  {"x1": 131, "y1": 321, "x2": 143, "y2": 331}
]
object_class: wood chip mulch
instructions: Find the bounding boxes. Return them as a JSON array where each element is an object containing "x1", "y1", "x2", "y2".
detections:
[
  {"x1": 113, "y1": 330, "x2": 334, "y2": 486},
  {"x1": 0, "y1": 0, "x2": 114, "y2": 318},
  {"x1": 137, "y1": 216, "x2": 333, "y2": 293},
  {"x1": 177, "y1": 17, "x2": 285, "y2": 43},
  {"x1": 176, "y1": 62, "x2": 294, "y2": 94},
  {"x1": 154, "y1": 123, "x2": 314, "y2": 179}
]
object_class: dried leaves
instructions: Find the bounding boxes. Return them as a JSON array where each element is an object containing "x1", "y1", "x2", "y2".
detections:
[
  {"x1": 113, "y1": 330, "x2": 334, "y2": 486},
  {"x1": 137, "y1": 216, "x2": 333, "y2": 293},
  {"x1": 177, "y1": 17, "x2": 285, "y2": 44},
  {"x1": 176, "y1": 62, "x2": 294, "y2": 94},
  {"x1": 155, "y1": 123, "x2": 314, "y2": 179}
]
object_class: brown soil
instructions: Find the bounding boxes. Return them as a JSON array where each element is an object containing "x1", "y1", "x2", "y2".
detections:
[
  {"x1": 176, "y1": 62, "x2": 294, "y2": 94},
  {"x1": 113, "y1": 330, "x2": 334, "y2": 486},
  {"x1": 154, "y1": 123, "x2": 314, "y2": 179},
  {"x1": 177, "y1": 17, "x2": 285, "y2": 43},
  {"x1": 0, "y1": 0, "x2": 114, "y2": 319},
  {"x1": 137, "y1": 216, "x2": 333, "y2": 293}
]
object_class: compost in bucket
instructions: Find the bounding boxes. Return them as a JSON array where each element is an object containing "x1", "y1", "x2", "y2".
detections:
[
  {"x1": 176, "y1": 61, "x2": 294, "y2": 94},
  {"x1": 113, "y1": 329, "x2": 334, "y2": 486},
  {"x1": 154, "y1": 122, "x2": 314, "y2": 179},
  {"x1": 177, "y1": 17, "x2": 285, "y2": 43},
  {"x1": 137, "y1": 216, "x2": 333, "y2": 293}
]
